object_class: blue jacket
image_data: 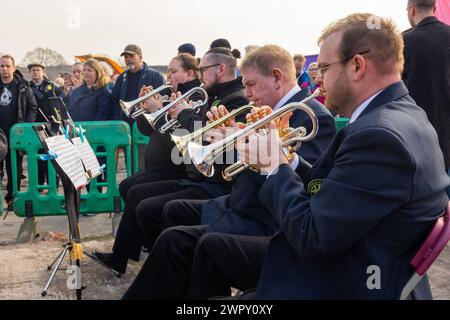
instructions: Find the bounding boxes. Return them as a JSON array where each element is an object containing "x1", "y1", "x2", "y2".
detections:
[
  {"x1": 256, "y1": 81, "x2": 450, "y2": 299},
  {"x1": 201, "y1": 87, "x2": 336, "y2": 236},
  {"x1": 67, "y1": 84, "x2": 112, "y2": 121},
  {"x1": 111, "y1": 63, "x2": 165, "y2": 128}
]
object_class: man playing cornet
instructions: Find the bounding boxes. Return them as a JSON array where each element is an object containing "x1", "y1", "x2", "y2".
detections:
[{"x1": 122, "y1": 45, "x2": 336, "y2": 299}]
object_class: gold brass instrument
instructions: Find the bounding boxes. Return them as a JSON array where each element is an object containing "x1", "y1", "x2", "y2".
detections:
[
  {"x1": 186, "y1": 90, "x2": 321, "y2": 178},
  {"x1": 156, "y1": 86, "x2": 209, "y2": 134},
  {"x1": 221, "y1": 126, "x2": 309, "y2": 180},
  {"x1": 119, "y1": 84, "x2": 174, "y2": 118},
  {"x1": 170, "y1": 103, "x2": 254, "y2": 157}
]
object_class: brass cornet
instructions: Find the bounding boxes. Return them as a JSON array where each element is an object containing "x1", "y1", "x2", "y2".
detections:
[
  {"x1": 186, "y1": 90, "x2": 321, "y2": 178},
  {"x1": 170, "y1": 103, "x2": 254, "y2": 156},
  {"x1": 119, "y1": 84, "x2": 174, "y2": 118},
  {"x1": 154, "y1": 86, "x2": 209, "y2": 134}
]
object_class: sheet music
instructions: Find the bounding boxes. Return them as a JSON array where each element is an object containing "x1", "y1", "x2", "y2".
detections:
[
  {"x1": 44, "y1": 135, "x2": 88, "y2": 188},
  {"x1": 72, "y1": 137, "x2": 102, "y2": 180}
]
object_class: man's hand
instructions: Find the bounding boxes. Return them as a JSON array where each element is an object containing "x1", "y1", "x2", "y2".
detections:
[
  {"x1": 204, "y1": 105, "x2": 245, "y2": 143},
  {"x1": 71, "y1": 76, "x2": 82, "y2": 88},
  {"x1": 235, "y1": 121, "x2": 288, "y2": 175},
  {"x1": 139, "y1": 85, "x2": 163, "y2": 113}
]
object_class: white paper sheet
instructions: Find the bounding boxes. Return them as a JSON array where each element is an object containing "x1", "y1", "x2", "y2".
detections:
[
  {"x1": 44, "y1": 135, "x2": 88, "y2": 189},
  {"x1": 72, "y1": 137, "x2": 102, "y2": 180}
]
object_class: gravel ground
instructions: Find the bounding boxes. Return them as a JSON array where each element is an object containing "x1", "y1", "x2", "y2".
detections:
[{"x1": 0, "y1": 155, "x2": 448, "y2": 300}]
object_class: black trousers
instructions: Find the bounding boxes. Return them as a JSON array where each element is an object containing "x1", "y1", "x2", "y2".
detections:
[
  {"x1": 162, "y1": 199, "x2": 208, "y2": 229},
  {"x1": 122, "y1": 225, "x2": 269, "y2": 300},
  {"x1": 4, "y1": 148, "x2": 22, "y2": 202},
  {"x1": 134, "y1": 182, "x2": 210, "y2": 250},
  {"x1": 113, "y1": 180, "x2": 209, "y2": 262},
  {"x1": 119, "y1": 169, "x2": 185, "y2": 201}
]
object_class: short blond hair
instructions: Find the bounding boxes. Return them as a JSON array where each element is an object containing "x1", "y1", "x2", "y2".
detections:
[
  {"x1": 241, "y1": 45, "x2": 296, "y2": 83},
  {"x1": 318, "y1": 13, "x2": 404, "y2": 75}
]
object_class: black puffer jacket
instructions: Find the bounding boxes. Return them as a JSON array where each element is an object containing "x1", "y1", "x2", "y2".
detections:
[
  {"x1": 177, "y1": 77, "x2": 250, "y2": 196},
  {"x1": 135, "y1": 78, "x2": 202, "y2": 174},
  {"x1": 11, "y1": 70, "x2": 38, "y2": 125}
]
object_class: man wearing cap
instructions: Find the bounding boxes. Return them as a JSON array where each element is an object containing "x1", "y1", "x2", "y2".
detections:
[
  {"x1": 28, "y1": 62, "x2": 62, "y2": 186},
  {"x1": 111, "y1": 44, "x2": 165, "y2": 172},
  {"x1": 28, "y1": 63, "x2": 62, "y2": 122},
  {"x1": 111, "y1": 44, "x2": 165, "y2": 128}
]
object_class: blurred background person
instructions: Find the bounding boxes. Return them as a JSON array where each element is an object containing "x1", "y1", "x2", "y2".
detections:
[
  {"x1": 28, "y1": 62, "x2": 62, "y2": 188},
  {"x1": 177, "y1": 43, "x2": 196, "y2": 57},
  {"x1": 62, "y1": 62, "x2": 84, "y2": 99},
  {"x1": 0, "y1": 55, "x2": 37, "y2": 209},
  {"x1": 66, "y1": 58, "x2": 112, "y2": 121},
  {"x1": 403, "y1": 0, "x2": 450, "y2": 196},
  {"x1": 293, "y1": 53, "x2": 310, "y2": 88}
]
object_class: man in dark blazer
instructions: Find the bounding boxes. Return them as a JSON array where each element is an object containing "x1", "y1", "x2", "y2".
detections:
[
  {"x1": 162, "y1": 45, "x2": 336, "y2": 237},
  {"x1": 185, "y1": 14, "x2": 450, "y2": 300},
  {"x1": 402, "y1": 0, "x2": 450, "y2": 196},
  {"x1": 122, "y1": 45, "x2": 336, "y2": 299}
]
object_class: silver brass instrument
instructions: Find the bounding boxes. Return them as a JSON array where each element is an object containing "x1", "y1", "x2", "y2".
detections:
[
  {"x1": 119, "y1": 84, "x2": 174, "y2": 118},
  {"x1": 170, "y1": 103, "x2": 254, "y2": 156},
  {"x1": 186, "y1": 90, "x2": 321, "y2": 178},
  {"x1": 156, "y1": 86, "x2": 208, "y2": 134}
]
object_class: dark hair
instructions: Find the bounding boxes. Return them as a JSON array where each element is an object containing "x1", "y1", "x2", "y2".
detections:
[
  {"x1": 178, "y1": 43, "x2": 196, "y2": 56},
  {"x1": 409, "y1": 0, "x2": 436, "y2": 10},
  {"x1": 203, "y1": 47, "x2": 237, "y2": 76},
  {"x1": 231, "y1": 49, "x2": 241, "y2": 59},
  {"x1": 210, "y1": 38, "x2": 231, "y2": 49},
  {"x1": 173, "y1": 53, "x2": 200, "y2": 78}
]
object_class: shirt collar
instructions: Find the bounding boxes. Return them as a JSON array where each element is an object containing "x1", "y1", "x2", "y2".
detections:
[
  {"x1": 349, "y1": 90, "x2": 382, "y2": 124},
  {"x1": 273, "y1": 85, "x2": 301, "y2": 111}
]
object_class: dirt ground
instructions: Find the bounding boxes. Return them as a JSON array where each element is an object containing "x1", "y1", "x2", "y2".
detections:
[
  {"x1": 0, "y1": 213, "x2": 449, "y2": 300},
  {"x1": 0, "y1": 157, "x2": 449, "y2": 300}
]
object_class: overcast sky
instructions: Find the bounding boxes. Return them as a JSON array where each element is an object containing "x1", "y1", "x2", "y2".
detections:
[{"x1": 3, "y1": 0, "x2": 412, "y2": 65}]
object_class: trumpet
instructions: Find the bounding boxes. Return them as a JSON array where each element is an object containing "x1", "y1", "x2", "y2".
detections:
[
  {"x1": 222, "y1": 126, "x2": 309, "y2": 180},
  {"x1": 170, "y1": 103, "x2": 254, "y2": 156},
  {"x1": 186, "y1": 90, "x2": 321, "y2": 178},
  {"x1": 119, "y1": 84, "x2": 174, "y2": 118},
  {"x1": 155, "y1": 86, "x2": 209, "y2": 134}
]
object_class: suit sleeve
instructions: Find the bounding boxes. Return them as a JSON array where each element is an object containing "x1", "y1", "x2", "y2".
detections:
[{"x1": 259, "y1": 128, "x2": 415, "y2": 260}]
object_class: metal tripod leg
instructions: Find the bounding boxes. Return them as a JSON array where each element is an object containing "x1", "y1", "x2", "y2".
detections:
[
  {"x1": 41, "y1": 244, "x2": 71, "y2": 297},
  {"x1": 46, "y1": 244, "x2": 69, "y2": 271}
]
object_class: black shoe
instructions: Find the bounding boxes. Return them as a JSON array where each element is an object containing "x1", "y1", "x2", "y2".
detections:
[
  {"x1": 91, "y1": 251, "x2": 127, "y2": 275},
  {"x1": 5, "y1": 199, "x2": 13, "y2": 211}
]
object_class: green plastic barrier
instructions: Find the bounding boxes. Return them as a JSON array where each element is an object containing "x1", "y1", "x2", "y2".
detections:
[
  {"x1": 335, "y1": 117, "x2": 349, "y2": 132},
  {"x1": 10, "y1": 121, "x2": 132, "y2": 217},
  {"x1": 132, "y1": 122, "x2": 150, "y2": 173}
]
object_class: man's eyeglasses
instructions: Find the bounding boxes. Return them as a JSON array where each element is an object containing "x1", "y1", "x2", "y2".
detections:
[
  {"x1": 199, "y1": 63, "x2": 221, "y2": 74},
  {"x1": 318, "y1": 50, "x2": 370, "y2": 76}
]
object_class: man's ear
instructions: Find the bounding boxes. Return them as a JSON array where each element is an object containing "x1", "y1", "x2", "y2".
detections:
[
  {"x1": 272, "y1": 68, "x2": 283, "y2": 89},
  {"x1": 351, "y1": 55, "x2": 366, "y2": 80},
  {"x1": 218, "y1": 63, "x2": 227, "y2": 76}
]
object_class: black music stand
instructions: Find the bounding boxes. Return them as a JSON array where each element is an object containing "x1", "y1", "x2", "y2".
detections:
[{"x1": 34, "y1": 98, "x2": 87, "y2": 300}]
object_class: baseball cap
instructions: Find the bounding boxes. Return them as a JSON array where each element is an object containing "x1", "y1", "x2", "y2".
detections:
[
  {"x1": 27, "y1": 62, "x2": 45, "y2": 70},
  {"x1": 120, "y1": 44, "x2": 143, "y2": 56}
]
